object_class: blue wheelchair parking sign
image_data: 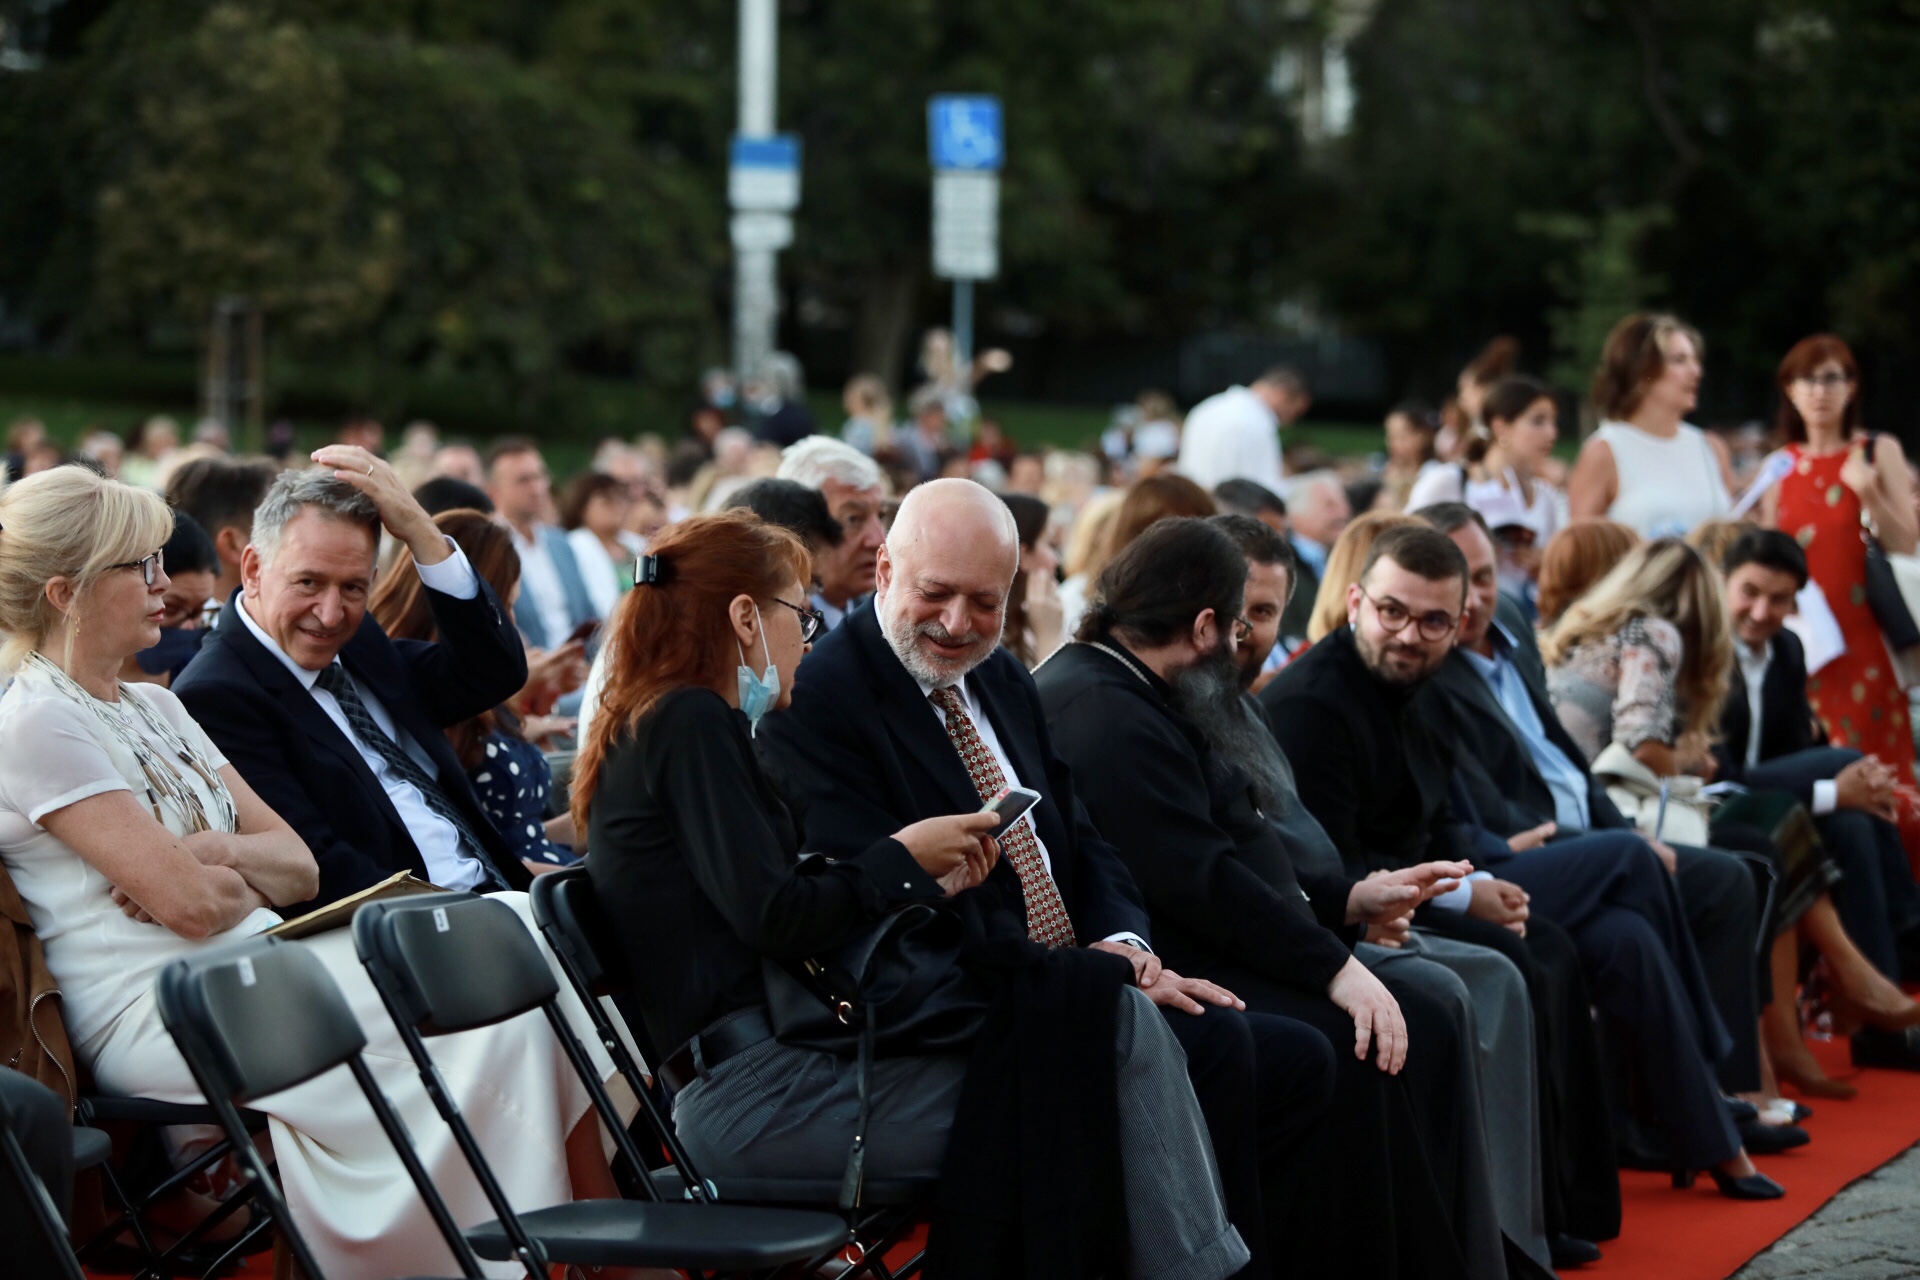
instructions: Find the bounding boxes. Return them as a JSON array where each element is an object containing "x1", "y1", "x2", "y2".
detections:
[{"x1": 929, "y1": 96, "x2": 1003, "y2": 171}]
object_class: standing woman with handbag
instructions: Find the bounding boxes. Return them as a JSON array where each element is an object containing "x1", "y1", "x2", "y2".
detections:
[{"x1": 1757, "y1": 335, "x2": 1919, "y2": 779}]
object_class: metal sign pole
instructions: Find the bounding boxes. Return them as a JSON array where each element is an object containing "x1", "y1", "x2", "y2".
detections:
[
  {"x1": 952, "y1": 279, "x2": 974, "y2": 385},
  {"x1": 731, "y1": 0, "x2": 788, "y2": 387}
]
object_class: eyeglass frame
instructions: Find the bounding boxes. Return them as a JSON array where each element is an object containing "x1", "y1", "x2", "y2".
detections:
[
  {"x1": 1355, "y1": 583, "x2": 1459, "y2": 642},
  {"x1": 1229, "y1": 614, "x2": 1253, "y2": 645},
  {"x1": 1791, "y1": 370, "x2": 1854, "y2": 390},
  {"x1": 769, "y1": 595, "x2": 826, "y2": 643},
  {"x1": 109, "y1": 549, "x2": 165, "y2": 587}
]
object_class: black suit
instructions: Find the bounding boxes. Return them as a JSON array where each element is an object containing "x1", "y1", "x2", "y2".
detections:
[
  {"x1": 1430, "y1": 594, "x2": 1765, "y2": 1094},
  {"x1": 174, "y1": 584, "x2": 531, "y2": 912},
  {"x1": 758, "y1": 605, "x2": 1336, "y2": 1280},
  {"x1": 1714, "y1": 629, "x2": 1920, "y2": 980},
  {"x1": 1278, "y1": 540, "x2": 1322, "y2": 643},
  {"x1": 1038, "y1": 640, "x2": 1524, "y2": 1280}
]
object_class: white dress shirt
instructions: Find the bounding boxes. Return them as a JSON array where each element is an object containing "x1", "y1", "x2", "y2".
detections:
[
  {"x1": 920, "y1": 673, "x2": 1149, "y2": 951},
  {"x1": 235, "y1": 539, "x2": 495, "y2": 889},
  {"x1": 510, "y1": 524, "x2": 575, "y2": 649},
  {"x1": 1738, "y1": 639, "x2": 1837, "y2": 814},
  {"x1": 1176, "y1": 385, "x2": 1285, "y2": 492}
]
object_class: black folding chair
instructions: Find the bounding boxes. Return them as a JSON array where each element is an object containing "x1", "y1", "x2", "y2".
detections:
[
  {"x1": 72, "y1": 1092, "x2": 273, "y2": 1278},
  {"x1": 153, "y1": 935, "x2": 476, "y2": 1280},
  {"x1": 529, "y1": 867, "x2": 936, "y2": 1279},
  {"x1": 0, "y1": 1079, "x2": 86, "y2": 1280},
  {"x1": 351, "y1": 891, "x2": 852, "y2": 1277}
]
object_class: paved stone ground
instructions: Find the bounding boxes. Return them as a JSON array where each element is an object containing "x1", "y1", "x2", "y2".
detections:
[{"x1": 1731, "y1": 1142, "x2": 1920, "y2": 1279}]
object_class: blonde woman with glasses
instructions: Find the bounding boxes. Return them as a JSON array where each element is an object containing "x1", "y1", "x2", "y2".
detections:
[{"x1": 0, "y1": 466, "x2": 634, "y2": 1277}]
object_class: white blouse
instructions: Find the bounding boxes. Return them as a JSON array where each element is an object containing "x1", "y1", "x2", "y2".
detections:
[{"x1": 0, "y1": 667, "x2": 279, "y2": 1048}]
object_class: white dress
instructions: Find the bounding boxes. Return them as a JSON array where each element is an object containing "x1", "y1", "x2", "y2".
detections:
[
  {"x1": 1592, "y1": 420, "x2": 1730, "y2": 539},
  {"x1": 0, "y1": 666, "x2": 629, "y2": 1279}
]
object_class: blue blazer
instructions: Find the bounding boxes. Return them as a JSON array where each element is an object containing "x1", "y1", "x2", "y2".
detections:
[
  {"x1": 756, "y1": 602, "x2": 1154, "y2": 946},
  {"x1": 517, "y1": 525, "x2": 599, "y2": 649}
]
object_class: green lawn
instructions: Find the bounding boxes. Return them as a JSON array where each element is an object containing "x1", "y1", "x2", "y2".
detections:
[{"x1": 2, "y1": 383, "x2": 1386, "y2": 476}]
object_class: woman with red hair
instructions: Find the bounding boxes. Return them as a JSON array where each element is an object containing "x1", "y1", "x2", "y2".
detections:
[{"x1": 1756, "y1": 335, "x2": 1918, "y2": 777}]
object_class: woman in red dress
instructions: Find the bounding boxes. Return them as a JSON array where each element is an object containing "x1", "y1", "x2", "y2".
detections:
[{"x1": 1761, "y1": 335, "x2": 1920, "y2": 856}]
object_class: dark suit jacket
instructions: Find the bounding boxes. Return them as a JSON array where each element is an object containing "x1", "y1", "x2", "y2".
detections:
[
  {"x1": 1431, "y1": 593, "x2": 1629, "y2": 837},
  {"x1": 174, "y1": 584, "x2": 532, "y2": 911},
  {"x1": 755, "y1": 603, "x2": 1152, "y2": 945},
  {"x1": 1257, "y1": 625, "x2": 1471, "y2": 876},
  {"x1": 1278, "y1": 539, "x2": 1322, "y2": 642},
  {"x1": 1713, "y1": 628, "x2": 1860, "y2": 806},
  {"x1": 1035, "y1": 640, "x2": 1357, "y2": 993}
]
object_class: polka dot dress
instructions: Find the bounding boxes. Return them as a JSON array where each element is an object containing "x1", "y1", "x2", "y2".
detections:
[{"x1": 469, "y1": 732, "x2": 577, "y2": 866}]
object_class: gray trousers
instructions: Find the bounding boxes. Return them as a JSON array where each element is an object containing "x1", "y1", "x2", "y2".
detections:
[
  {"x1": 1363, "y1": 931, "x2": 1551, "y2": 1276},
  {"x1": 673, "y1": 986, "x2": 1250, "y2": 1280}
]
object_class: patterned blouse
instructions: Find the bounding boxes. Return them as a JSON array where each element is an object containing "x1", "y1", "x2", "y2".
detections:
[
  {"x1": 469, "y1": 731, "x2": 577, "y2": 867},
  {"x1": 1546, "y1": 615, "x2": 1683, "y2": 764}
]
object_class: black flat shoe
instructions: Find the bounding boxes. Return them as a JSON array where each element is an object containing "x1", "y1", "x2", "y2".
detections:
[
  {"x1": 1724, "y1": 1097, "x2": 1759, "y2": 1123},
  {"x1": 1671, "y1": 1168, "x2": 1787, "y2": 1199},
  {"x1": 1549, "y1": 1233, "x2": 1602, "y2": 1268},
  {"x1": 1739, "y1": 1119, "x2": 1811, "y2": 1155},
  {"x1": 1853, "y1": 1026, "x2": 1920, "y2": 1070}
]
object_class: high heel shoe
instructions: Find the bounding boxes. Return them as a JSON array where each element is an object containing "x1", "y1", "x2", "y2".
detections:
[{"x1": 1671, "y1": 1168, "x2": 1786, "y2": 1200}]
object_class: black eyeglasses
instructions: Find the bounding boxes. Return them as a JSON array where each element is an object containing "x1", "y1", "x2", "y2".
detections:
[
  {"x1": 1230, "y1": 615, "x2": 1253, "y2": 644},
  {"x1": 110, "y1": 549, "x2": 165, "y2": 587},
  {"x1": 1357, "y1": 584, "x2": 1458, "y2": 641},
  {"x1": 771, "y1": 596, "x2": 826, "y2": 642}
]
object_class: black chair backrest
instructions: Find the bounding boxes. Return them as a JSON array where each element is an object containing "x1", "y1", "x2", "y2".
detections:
[
  {"x1": 0, "y1": 1082, "x2": 84, "y2": 1280},
  {"x1": 353, "y1": 893, "x2": 556, "y2": 1035},
  {"x1": 156, "y1": 939, "x2": 366, "y2": 1103},
  {"x1": 536, "y1": 868, "x2": 616, "y2": 992}
]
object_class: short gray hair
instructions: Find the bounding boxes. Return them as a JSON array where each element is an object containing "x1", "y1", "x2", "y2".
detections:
[
  {"x1": 778, "y1": 436, "x2": 885, "y2": 493},
  {"x1": 250, "y1": 467, "x2": 381, "y2": 566}
]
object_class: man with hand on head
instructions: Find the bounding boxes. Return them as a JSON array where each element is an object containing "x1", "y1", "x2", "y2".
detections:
[
  {"x1": 175, "y1": 447, "x2": 531, "y2": 911},
  {"x1": 758, "y1": 479, "x2": 1337, "y2": 1280},
  {"x1": 1266, "y1": 521, "x2": 1778, "y2": 1200},
  {"x1": 775, "y1": 436, "x2": 888, "y2": 632},
  {"x1": 1037, "y1": 515, "x2": 1546, "y2": 1279}
]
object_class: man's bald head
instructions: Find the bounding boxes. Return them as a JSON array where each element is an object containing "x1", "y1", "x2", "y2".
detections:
[
  {"x1": 887, "y1": 478, "x2": 1020, "y2": 575},
  {"x1": 877, "y1": 479, "x2": 1020, "y2": 687}
]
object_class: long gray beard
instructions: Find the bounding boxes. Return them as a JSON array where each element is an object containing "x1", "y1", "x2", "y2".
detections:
[{"x1": 1165, "y1": 644, "x2": 1293, "y2": 814}]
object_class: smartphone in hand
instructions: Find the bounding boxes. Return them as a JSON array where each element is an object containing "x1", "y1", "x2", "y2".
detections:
[{"x1": 981, "y1": 786, "x2": 1042, "y2": 832}]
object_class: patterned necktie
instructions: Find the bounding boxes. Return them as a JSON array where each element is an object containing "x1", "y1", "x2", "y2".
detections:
[
  {"x1": 312, "y1": 663, "x2": 501, "y2": 888},
  {"x1": 927, "y1": 686, "x2": 1076, "y2": 948}
]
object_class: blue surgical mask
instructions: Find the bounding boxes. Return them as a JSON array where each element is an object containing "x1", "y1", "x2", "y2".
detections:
[{"x1": 736, "y1": 605, "x2": 780, "y2": 732}]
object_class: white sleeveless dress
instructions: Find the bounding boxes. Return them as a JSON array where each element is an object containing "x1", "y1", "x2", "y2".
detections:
[
  {"x1": 0, "y1": 667, "x2": 633, "y2": 1278},
  {"x1": 1593, "y1": 420, "x2": 1730, "y2": 539}
]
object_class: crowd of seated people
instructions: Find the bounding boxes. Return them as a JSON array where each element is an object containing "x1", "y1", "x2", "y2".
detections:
[{"x1": 9, "y1": 314, "x2": 1920, "y2": 1280}]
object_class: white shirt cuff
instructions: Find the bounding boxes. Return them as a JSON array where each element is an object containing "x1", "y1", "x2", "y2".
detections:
[
  {"x1": 1812, "y1": 778, "x2": 1838, "y2": 816},
  {"x1": 414, "y1": 538, "x2": 480, "y2": 600},
  {"x1": 1102, "y1": 932, "x2": 1152, "y2": 953},
  {"x1": 1430, "y1": 870, "x2": 1492, "y2": 913}
]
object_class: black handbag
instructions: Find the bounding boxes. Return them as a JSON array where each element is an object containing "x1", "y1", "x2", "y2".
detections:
[
  {"x1": 1864, "y1": 535, "x2": 1920, "y2": 650},
  {"x1": 1855, "y1": 433, "x2": 1920, "y2": 650},
  {"x1": 761, "y1": 887, "x2": 992, "y2": 1207}
]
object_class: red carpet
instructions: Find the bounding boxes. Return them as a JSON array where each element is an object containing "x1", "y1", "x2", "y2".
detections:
[
  {"x1": 83, "y1": 1037, "x2": 1920, "y2": 1280},
  {"x1": 1577, "y1": 1035, "x2": 1920, "y2": 1279}
]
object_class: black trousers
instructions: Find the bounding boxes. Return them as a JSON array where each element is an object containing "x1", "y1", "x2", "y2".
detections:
[
  {"x1": 1820, "y1": 808, "x2": 1920, "y2": 980},
  {"x1": 1671, "y1": 841, "x2": 1765, "y2": 1093},
  {"x1": 0, "y1": 1067, "x2": 72, "y2": 1223},
  {"x1": 1491, "y1": 833, "x2": 1742, "y2": 1171},
  {"x1": 1414, "y1": 908, "x2": 1622, "y2": 1242},
  {"x1": 1163, "y1": 1004, "x2": 1336, "y2": 1280},
  {"x1": 1185, "y1": 965, "x2": 1473, "y2": 1280}
]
